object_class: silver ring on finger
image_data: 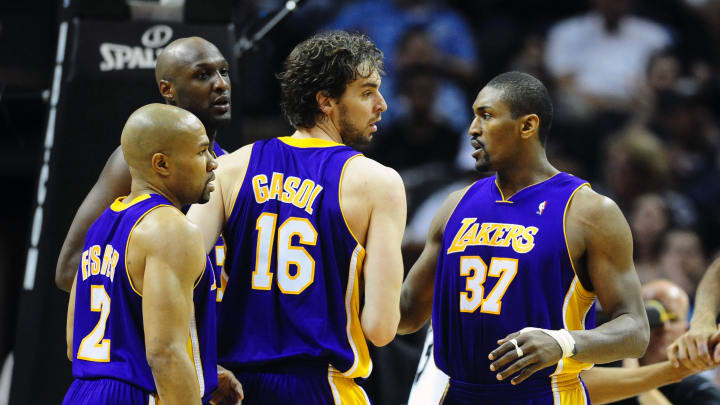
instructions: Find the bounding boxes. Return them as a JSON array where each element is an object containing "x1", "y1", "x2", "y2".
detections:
[{"x1": 510, "y1": 338, "x2": 523, "y2": 358}]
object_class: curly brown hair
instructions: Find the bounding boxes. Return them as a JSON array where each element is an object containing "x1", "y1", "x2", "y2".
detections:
[{"x1": 278, "y1": 31, "x2": 384, "y2": 129}]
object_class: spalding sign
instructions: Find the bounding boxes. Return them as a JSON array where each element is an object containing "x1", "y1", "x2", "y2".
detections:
[{"x1": 99, "y1": 25, "x2": 174, "y2": 71}]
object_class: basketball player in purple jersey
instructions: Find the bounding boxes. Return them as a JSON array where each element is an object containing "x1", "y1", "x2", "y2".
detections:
[
  {"x1": 55, "y1": 36, "x2": 232, "y2": 296},
  {"x1": 187, "y1": 31, "x2": 406, "y2": 404},
  {"x1": 64, "y1": 104, "x2": 217, "y2": 404},
  {"x1": 399, "y1": 72, "x2": 649, "y2": 404}
]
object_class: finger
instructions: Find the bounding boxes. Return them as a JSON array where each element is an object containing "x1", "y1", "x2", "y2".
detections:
[
  {"x1": 489, "y1": 340, "x2": 516, "y2": 361},
  {"x1": 667, "y1": 342, "x2": 680, "y2": 368},
  {"x1": 511, "y1": 362, "x2": 543, "y2": 385},
  {"x1": 694, "y1": 337, "x2": 714, "y2": 368},
  {"x1": 676, "y1": 341, "x2": 696, "y2": 371},
  {"x1": 490, "y1": 345, "x2": 522, "y2": 372},
  {"x1": 497, "y1": 331, "x2": 521, "y2": 346},
  {"x1": 496, "y1": 355, "x2": 535, "y2": 381}
]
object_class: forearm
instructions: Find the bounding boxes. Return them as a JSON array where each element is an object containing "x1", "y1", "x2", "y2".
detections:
[
  {"x1": 571, "y1": 313, "x2": 649, "y2": 364},
  {"x1": 56, "y1": 227, "x2": 85, "y2": 291},
  {"x1": 148, "y1": 345, "x2": 202, "y2": 405},
  {"x1": 584, "y1": 362, "x2": 691, "y2": 405},
  {"x1": 691, "y1": 258, "x2": 720, "y2": 329},
  {"x1": 398, "y1": 289, "x2": 431, "y2": 335}
]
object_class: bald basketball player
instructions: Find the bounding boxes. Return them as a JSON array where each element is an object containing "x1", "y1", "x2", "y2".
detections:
[
  {"x1": 56, "y1": 36, "x2": 231, "y2": 292},
  {"x1": 64, "y1": 104, "x2": 221, "y2": 404}
]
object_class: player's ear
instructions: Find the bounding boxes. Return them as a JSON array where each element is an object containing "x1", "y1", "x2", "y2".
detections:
[
  {"x1": 520, "y1": 114, "x2": 539, "y2": 140},
  {"x1": 158, "y1": 80, "x2": 176, "y2": 105},
  {"x1": 151, "y1": 153, "x2": 171, "y2": 176},
  {"x1": 316, "y1": 90, "x2": 334, "y2": 117}
]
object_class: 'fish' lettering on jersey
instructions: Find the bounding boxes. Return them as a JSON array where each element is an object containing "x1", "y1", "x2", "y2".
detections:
[
  {"x1": 447, "y1": 218, "x2": 538, "y2": 254},
  {"x1": 81, "y1": 244, "x2": 120, "y2": 282},
  {"x1": 252, "y1": 172, "x2": 324, "y2": 215}
]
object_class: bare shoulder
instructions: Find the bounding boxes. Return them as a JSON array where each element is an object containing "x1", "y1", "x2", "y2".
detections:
[
  {"x1": 132, "y1": 206, "x2": 203, "y2": 253},
  {"x1": 217, "y1": 143, "x2": 253, "y2": 175},
  {"x1": 431, "y1": 186, "x2": 472, "y2": 236},
  {"x1": 343, "y1": 155, "x2": 404, "y2": 197},
  {"x1": 567, "y1": 186, "x2": 628, "y2": 234}
]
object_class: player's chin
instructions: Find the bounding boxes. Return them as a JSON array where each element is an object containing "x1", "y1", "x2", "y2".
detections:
[{"x1": 474, "y1": 159, "x2": 491, "y2": 173}]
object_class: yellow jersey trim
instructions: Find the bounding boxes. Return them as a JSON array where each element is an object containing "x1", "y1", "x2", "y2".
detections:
[
  {"x1": 111, "y1": 194, "x2": 151, "y2": 212},
  {"x1": 124, "y1": 204, "x2": 174, "y2": 297},
  {"x1": 338, "y1": 154, "x2": 364, "y2": 246},
  {"x1": 342, "y1": 244, "x2": 371, "y2": 379},
  {"x1": 562, "y1": 182, "x2": 591, "y2": 285},
  {"x1": 278, "y1": 136, "x2": 345, "y2": 148},
  {"x1": 493, "y1": 172, "x2": 562, "y2": 203}
]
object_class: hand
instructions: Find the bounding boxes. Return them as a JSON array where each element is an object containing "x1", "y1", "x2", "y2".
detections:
[
  {"x1": 210, "y1": 366, "x2": 243, "y2": 405},
  {"x1": 666, "y1": 325, "x2": 720, "y2": 371},
  {"x1": 488, "y1": 330, "x2": 563, "y2": 385}
]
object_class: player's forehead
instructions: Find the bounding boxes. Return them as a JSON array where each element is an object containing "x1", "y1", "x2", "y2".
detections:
[
  {"x1": 346, "y1": 67, "x2": 382, "y2": 91},
  {"x1": 472, "y1": 86, "x2": 507, "y2": 112}
]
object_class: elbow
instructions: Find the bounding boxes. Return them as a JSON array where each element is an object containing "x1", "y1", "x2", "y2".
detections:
[
  {"x1": 362, "y1": 312, "x2": 400, "y2": 347},
  {"x1": 631, "y1": 314, "x2": 650, "y2": 358},
  {"x1": 146, "y1": 342, "x2": 184, "y2": 371},
  {"x1": 66, "y1": 345, "x2": 73, "y2": 362},
  {"x1": 55, "y1": 266, "x2": 74, "y2": 292}
]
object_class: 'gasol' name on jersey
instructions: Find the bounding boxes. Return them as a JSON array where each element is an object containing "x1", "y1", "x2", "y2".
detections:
[
  {"x1": 80, "y1": 244, "x2": 120, "y2": 282},
  {"x1": 447, "y1": 219, "x2": 538, "y2": 254},
  {"x1": 252, "y1": 172, "x2": 324, "y2": 215}
]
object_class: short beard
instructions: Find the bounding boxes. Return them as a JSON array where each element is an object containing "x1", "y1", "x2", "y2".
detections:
[{"x1": 338, "y1": 103, "x2": 366, "y2": 146}]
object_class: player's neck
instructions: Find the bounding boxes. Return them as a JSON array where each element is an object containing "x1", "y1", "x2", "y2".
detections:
[
  {"x1": 293, "y1": 119, "x2": 344, "y2": 144},
  {"x1": 495, "y1": 152, "x2": 558, "y2": 198},
  {"x1": 127, "y1": 179, "x2": 183, "y2": 210}
]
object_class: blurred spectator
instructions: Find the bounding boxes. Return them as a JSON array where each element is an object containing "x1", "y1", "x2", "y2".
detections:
[
  {"x1": 630, "y1": 193, "x2": 671, "y2": 283},
  {"x1": 368, "y1": 66, "x2": 460, "y2": 171},
  {"x1": 545, "y1": 0, "x2": 672, "y2": 119},
  {"x1": 324, "y1": 0, "x2": 479, "y2": 132},
  {"x1": 658, "y1": 229, "x2": 707, "y2": 299},
  {"x1": 609, "y1": 279, "x2": 720, "y2": 404}
]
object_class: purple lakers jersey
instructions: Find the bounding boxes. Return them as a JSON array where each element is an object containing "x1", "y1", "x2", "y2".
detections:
[
  {"x1": 218, "y1": 137, "x2": 371, "y2": 378},
  {"x1": 71, "y1": 193, "x2": 218, "y2": 401},
  {"x1": 432, "y1": 173, "x2": 596, "y2": 390}
]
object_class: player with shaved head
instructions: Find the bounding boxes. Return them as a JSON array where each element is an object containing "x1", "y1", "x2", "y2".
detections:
[
  {"x1": 56, "y1": 36, "x2": 232, "y2": 292},
  {"x1": 63, "y1": 104, "x2": 219, "y2": 404}
]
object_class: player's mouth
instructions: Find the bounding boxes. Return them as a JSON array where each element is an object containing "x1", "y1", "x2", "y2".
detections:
[
  {"x1": 211, "y1": 95, "x2": 230, "y2": 113},
  {"x1": 369, "y1": 116, "x2": 381, "y2": 132},
  {"x1": 471, "y1": 138, "x2": 485, "y2": 159},
  {"x1": 206, "y1": 173, "x2": 216, "y2": 192}
]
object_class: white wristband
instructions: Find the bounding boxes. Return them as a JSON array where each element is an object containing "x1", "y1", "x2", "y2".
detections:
[{"x1": 520, "y1": 327, "x2": 576, "y2": 358}]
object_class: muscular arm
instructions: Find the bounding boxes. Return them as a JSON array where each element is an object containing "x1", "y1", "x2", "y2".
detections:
[
  {"x1": 582, "y1": 362, "x2": 697, "y2": 404},
  {"x1": 360, "y1": 166, "x2": 407, "y2": 346},
  {"x1": 490, "y1": 189, "x2": 649, "y2": 384},
  {"x1": 667, "y1": 257, "x2": 720, "y2": 370},
  {"x1": 568, "y1": 190, "x2": 649, "y2": 363},
  {"x1": 137, "y1": 210, "x2": 206, "y2": 405},
  {"x1": 398, "y1": 189, "x2": 466, "y2": 335},
  {"x1": 56, "y1": 146, "x2": 131, "y2": 291},
  {"x1": 187, "y1": 147, "x2": 250, "y2": 253},
  {"x1": 66, "y1": 277, "x2": 77, "y2": 361}
]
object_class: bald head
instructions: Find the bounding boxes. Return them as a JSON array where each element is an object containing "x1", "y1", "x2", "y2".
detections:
[
  {"x1": 642, "y1": 279, "x2": 689, "y2": 323},
  {"x1": 121, "y1": 103, "x2": 206, "y2": 172},
  {"x1": 155, "y1": 37, "x2": 222, "y2": 85}
]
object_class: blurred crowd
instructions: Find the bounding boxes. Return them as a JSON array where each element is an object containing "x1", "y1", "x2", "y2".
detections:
[
  {"x1": 235, "y1": 0, "x2": 720, "y2": 402},
  {"x1": 241, "y1": 0, "x2": 720, "y2": 301}
]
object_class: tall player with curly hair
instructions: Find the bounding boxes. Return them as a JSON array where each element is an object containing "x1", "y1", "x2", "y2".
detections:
[{"x1": 188, "y1": 31, "x2": 406, "y2": 404}]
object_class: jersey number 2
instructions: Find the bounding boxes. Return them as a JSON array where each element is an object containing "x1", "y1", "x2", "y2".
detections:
[
  {"x1": 77, "y1": 285, "x2": 111, "y2": 362},
  {"x1": 252, "y1": 213, "x2": 317, "y2": 294},
  {"x1": 459, "y1": 256, "x2": 517, "y2": 314}
]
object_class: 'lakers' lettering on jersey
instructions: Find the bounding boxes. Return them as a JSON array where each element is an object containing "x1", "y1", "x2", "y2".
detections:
[
  {"x1": 432, "y1": 172, "x2": 596, "y2": 396},
  {"x1": 72, "y1": 193, "x2": 218, "y2": 401},
  {"x1": 218, "y1": 136, "x2": 372, "y2": 379},
  {"x1": 447, "y1": 220, "x2": 539, "y2": 254}
]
